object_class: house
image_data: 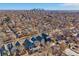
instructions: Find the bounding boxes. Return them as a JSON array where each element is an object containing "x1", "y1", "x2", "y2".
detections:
[
  {"x1": 41, "y1": 33, "x2": 48, "y2": 40},
  {"x1": 29, "y1": 46, "x2": 40, "y2": 53},
  {"x1": 46, "y1": 36, "x2": 51, "y2": 42},
  {"x1": 23, "y1": 39, "x2": 34, "y2": 50},
  {"x1": 0, "y1": 45, "x2": 7, "y2": 56},
  {"x1": 76, "y1": 33, "x2": 79, "y2": 41},
  {"x1": 15, "y1": 41, "x2": 20, "y2": 47},
  {"x1": 76, "y1": 33, "x2": 79, "y2": 37},
  {"x1": 7, "y1": 43, "x2": 13, "y2": 51},
  {"x1": 64, "y1": 48, "x2": 79, "y2": 56},
  {"x1": 31, "y1": 37, "x2": 37, "y2": 42},
  {"x1": 36, "y1": 35, "x2": 42, "y2": 42},
  {"x1": 0, "y1": 47, "x2": 4, "y2": 56},
  {"x1": 41, "y1": 33, "x2": 50, "y2": 43}
]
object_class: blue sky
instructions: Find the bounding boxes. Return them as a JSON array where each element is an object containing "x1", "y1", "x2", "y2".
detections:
[{"x1": 0, "y1": 3, "x2": 79, "y2": 10}]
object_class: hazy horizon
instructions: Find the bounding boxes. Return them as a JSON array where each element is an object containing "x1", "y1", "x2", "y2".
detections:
[{"x1": 0, "y1": 3, "x2": 79, "y2": 10}]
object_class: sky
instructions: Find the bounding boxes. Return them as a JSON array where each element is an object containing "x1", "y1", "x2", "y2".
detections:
[{"x1": 0, "y1": 3, "x2": 79, "y2": 10}]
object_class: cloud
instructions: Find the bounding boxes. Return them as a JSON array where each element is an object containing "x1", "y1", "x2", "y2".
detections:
[
  {"x1": 58, "y1": 3, "x2": 79, "y2": 10},
  {"x1": 62, "y1": 3, "x2": 79, "y2": 7}
]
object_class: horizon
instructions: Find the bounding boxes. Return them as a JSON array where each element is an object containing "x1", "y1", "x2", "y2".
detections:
[
  {"x1": 0, "y1": 9, "x2": 79, "y2": 11},
  {"x1": 0, "y1": 3, "x2": 79, "y2": 10}
]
